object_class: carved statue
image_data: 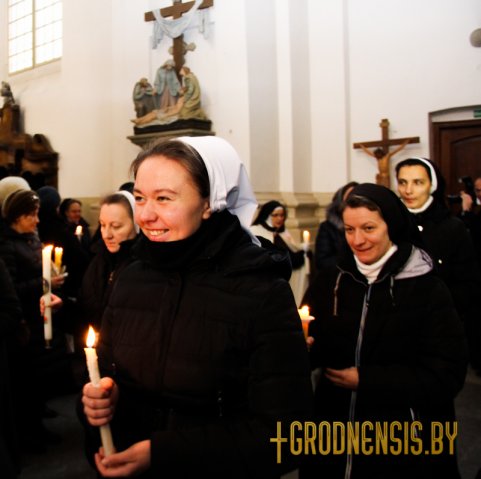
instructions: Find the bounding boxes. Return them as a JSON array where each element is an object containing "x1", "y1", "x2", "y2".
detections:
[
  {"x1": 132, "y1": 66, "x2": 207, "y2": 127},
  {"x1": 153, "y1": 59, "x2": 182, "y2": 110},
  {"x1": 132, "y1": 78, "x2": 156, "y2": 118},
  {"x1": 1, "y1": 81, "x2": 15, "y2": 106}
]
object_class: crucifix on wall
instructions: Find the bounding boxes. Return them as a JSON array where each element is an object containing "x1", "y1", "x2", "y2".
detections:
[
  {"x1": 144, "y1": 0, "x2": 214, "y2": 75},
  {"x1": 353, "y1": 118, "x2": 420, "y2": 187}
]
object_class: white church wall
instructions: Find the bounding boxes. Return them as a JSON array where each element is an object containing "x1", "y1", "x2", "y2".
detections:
[
  {"x1": 347, "y1": 0, "x2": 481, "y2": 187},
  {"x1": 2, "y1": 0, "x2": 481, "y2": 203},
  {"x1": 308, "y1": 0, "x2": 350, "y2": 194}
]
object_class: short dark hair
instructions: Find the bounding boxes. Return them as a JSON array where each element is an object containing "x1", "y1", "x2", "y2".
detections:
[
  {"x1": 59, "y1": 198, "x2": 82, "y2": 219},
  {"x1": 130, "y1": 139, "x2": 210, "y2": 199}
]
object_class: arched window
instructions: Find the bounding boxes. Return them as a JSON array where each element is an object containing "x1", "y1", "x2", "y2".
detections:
[{"x1": 8, "y1": 0, "x2": 62, "y2": 74}]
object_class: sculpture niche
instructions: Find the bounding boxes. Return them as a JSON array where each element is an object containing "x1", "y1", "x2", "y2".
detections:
[{"x1": 0, "y1": 82, "x2": 58, "y2": 189}]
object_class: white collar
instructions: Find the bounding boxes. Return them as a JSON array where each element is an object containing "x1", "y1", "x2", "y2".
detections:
[
  {"x1": 354, "y1": 244, "x2": 398, "y2": 284},
  {"x1": 406, "y1": 195, "x2": 433, "y2": 214}
]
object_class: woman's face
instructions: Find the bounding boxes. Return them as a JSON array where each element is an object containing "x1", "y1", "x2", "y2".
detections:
[
  {"x1": 12, "y1": 207, "x2": 40, "y2": 234},
  {"x1": 396, "y1": 165, "x2": 431, "y2": 209},
  {"x1": 270, "y1": 206, "x2": 286, "y2": 229},
  {"x1": 66, "y1": 202, "x2": 82, "y2": 224},
  {"x1": 343, "y1": 206, "x2": 392, "y2": 265},
  {"x1": 134, "y1": 155, "x2": 211, "y2": 242},
  {"x1": 100, "y1": 203, "x2": 136, "y2": 253}
]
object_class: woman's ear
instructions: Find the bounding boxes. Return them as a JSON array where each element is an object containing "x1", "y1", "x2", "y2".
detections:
[{"x1": 202, "y1": 201, "x2": 212, "y2": 220}]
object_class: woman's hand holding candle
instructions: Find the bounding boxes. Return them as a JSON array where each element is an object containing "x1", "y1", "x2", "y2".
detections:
[
  {"x1": 40, "y1": 293, "x2": 63, "y2": 314},
  {"x1": 82, "y1": 377, "x2": 119, "y2": 427},
  {"x1": 94, "y1": 439, "x2": 151, "y2": 478}
]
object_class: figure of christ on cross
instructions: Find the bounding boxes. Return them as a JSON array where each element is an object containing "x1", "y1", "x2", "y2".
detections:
[
  {"x1": 353, "y1": 118, "x2": 420, "y2": 188},
  {"x1": 144, "y1": 0, "x2": 214, "y2": 76}
]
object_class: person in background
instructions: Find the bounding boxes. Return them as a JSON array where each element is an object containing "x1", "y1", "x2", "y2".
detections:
[
  {"x1": 0, "y1": 177, "x2": 30, "y2": 228},
  {"x1": 77, "y1": 191, "x2": 138, "y2": 340},
  {"x1": 0, "y1": 190, "x2": 65, "y2": 453},
  {"x1": 314, "y1": 181, "x2": 358, "y2": 271},
  {"x1": 251, "y1": 200, "x2": 310, "y2": 306},
  {"x1": 80, "y1": 136, "x2": 312, "y2": 478},
  {"x1": 395, "y1": 158, "x2": 481, "y2": 375},
  {"x1": 59, "y1": 198, "x2": 92, "y2": 253},
  {"x1": 37, "y1": 187, "x2": 91, "y2": 350},
  {"x1": 301, "y1": 183, "x2": 467, "y2": 479}
]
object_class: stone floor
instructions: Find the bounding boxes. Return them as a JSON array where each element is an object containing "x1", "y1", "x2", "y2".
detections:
[{"x1": 17, "y1": 367, "x2": 481, "y2": 479}]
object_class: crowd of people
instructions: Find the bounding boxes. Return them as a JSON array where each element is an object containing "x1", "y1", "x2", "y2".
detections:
[{"x1": 0, "y1": 139, "x2": 479, "y2": 479}]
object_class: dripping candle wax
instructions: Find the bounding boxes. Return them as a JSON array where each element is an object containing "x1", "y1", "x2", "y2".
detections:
[{"x1": 84, "y1": 326, "x2": 115, "y2": 456}]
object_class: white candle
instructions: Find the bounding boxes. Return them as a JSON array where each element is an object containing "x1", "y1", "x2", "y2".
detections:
[
  {"x1": 298, "y1": 305, "x2": 314, "y2": 339},
  {"x1": 302, "y1": 230, "x2": 311, "y2": 253},
  {"x1": 302, "y1": 230, "x2": 310, "y2": 245},
  {"x1": 42, "y1": 245, "x2": 53, "y2": 346},
  {"x1": 54, "y1": 246, "x2": 63, "y2": 273},
  {"x1": 75, "y1": 225, "x2": 83, "y2": 242},
  {"x1": 84, "y1": 326, "x2": 115, "y2": 456}
]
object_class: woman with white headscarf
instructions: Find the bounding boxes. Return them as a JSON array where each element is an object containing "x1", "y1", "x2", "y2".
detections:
[
  {"x1": 76, "y1": 191, "x2": 139, "y2": 347},
  {"x1": 80, "y1": 136, "x2": 313, "y2": 478},
  {"x1": 395, "y1": 157, "x2": 481, "y2": 373}
]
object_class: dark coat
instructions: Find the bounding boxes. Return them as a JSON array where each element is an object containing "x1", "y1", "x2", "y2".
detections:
[
  {"x1": 0, "y1": 226, "x2": 43, "y2": 344},
  {"x1": 84, "y1": 211, "x2": 313, "y2": 479},
  {"x1": 411, "y1": 200, "x2": 481, "y2": 370},
  {"x1": 314, "y1": 220, "x2": 345, "y2": 270},
  {"x1": 78, "y1": 238, "x2": 136, "y2": 332},
  {"x1": 0, "y1": 258, "x2": 23, "y2": 478},
  {"x1": 302, "y1": 243, "x2": 468, "y2": 479}
]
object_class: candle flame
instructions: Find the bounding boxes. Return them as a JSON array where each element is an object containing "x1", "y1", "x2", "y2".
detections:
[
  {"x1": 299, "y1": 305, "x2": 310, "y2": 317},
  {"x1": 75, "y1": 225, "x2": 83, "y2": 235},
  {"x1": 43, "y1": 244, "x2": 54, "y2": 253},
  {"x1": 86, "y1": 326, "x2": 97, "y2": 348}
]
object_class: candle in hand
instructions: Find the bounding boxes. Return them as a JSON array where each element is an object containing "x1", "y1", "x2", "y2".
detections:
[
  {"x1": 84, "y1": 326, "x2": 115, "y2": 456},
  {"x1": 54, "y1": 246, "x2": 63, "y2": 273},
  {"x1": 75, "y1": 225, "x2": 83, "y2": 242},
  {"x1": 302, "y1": 230, "x2": 310, "y2": 251},
  {"x1": 42, "y1": 245, "x2": 53, "y2": 347},
  {"x1": 298, "y1": 305, "x2": 314, "y2": 339}
]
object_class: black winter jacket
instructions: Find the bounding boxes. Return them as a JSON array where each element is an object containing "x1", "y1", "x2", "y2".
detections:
[
  {"x1": 87, "y1": 211, "x2": 313, "y2": 478},
  {"x1": 78, "y1": 238, "x2": 136, "y2": 332},
  {"x1": 302, "y1": 243, "x2": 468, "y2": 479},
  {"x1": 0, "y1": 226, "x2": 43, "y2": 345},
  {"x1": 410, "y1": 200, "x2": 481, "y2": 318}
]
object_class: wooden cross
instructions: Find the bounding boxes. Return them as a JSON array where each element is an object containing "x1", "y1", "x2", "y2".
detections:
[
  {"x1": 145, "y1": 0, "x2": 214, "y2": 74},
  {"x1": 353, "y1": 118, "x2": 420, "y2": 187}
]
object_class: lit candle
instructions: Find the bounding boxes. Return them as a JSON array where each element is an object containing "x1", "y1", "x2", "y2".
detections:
[
  {"x1": 84, "y1": 326, "x2": 115, "y2": 456},
  {"x1": 302, "y1": 230, "x2": 310, "y2": 250},
  {"x1": 298, "y1": 305, "x2": 314, "y2": 339},
  {"x1": 75, "y1": 225, "x2": 83, "y2": 242},
  {"x1": 42, "y1": 245, "x2": 53, "y2": 347},
  {"x1": 54, "y1": 246, "x2": 63, "y2": 273}
]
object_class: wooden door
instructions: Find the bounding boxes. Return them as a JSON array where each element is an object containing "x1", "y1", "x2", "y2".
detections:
[{"x1": 430, "y1": 119, "x2": 481, "y2": 195}]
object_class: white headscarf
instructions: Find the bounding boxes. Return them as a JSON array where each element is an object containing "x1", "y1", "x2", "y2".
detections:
[
  {"x1": 178, "y1": 136, "x2": 260, "y2": 244},
  {"x1": 115, "y1": 190, "x2": 140, "y2": 233}
]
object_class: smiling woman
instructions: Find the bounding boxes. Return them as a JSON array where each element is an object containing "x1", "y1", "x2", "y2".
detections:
[
  {"x1": 79, "y1": 136, "x2": 313, "y2": 479},
  {"x1": 301, "y1": 183, "x2": 468, "y2": 479}
]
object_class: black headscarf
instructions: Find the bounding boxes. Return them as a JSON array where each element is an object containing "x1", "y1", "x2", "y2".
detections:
[
  {"x1": 251, "y1": 200, "x2": 287, "y2": 233},
  {"x1": 346, "y1": 183, "x2": 424, "y2": 248}
]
